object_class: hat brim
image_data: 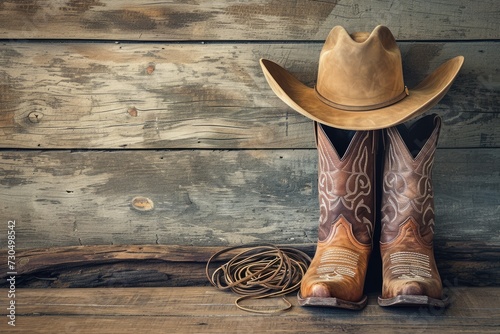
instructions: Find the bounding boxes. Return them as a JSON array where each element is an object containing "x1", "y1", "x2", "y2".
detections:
[{"x1": 260, "y1": 56, "x2": 464, "y2": 130}]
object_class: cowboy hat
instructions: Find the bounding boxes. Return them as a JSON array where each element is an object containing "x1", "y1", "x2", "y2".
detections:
[{"x1": 260, "y1": 25, "x2": 464, "y2": 130}]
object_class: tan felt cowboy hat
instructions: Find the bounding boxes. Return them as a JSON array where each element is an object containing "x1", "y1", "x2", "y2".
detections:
[{"x1": 260, "y1": 25, "x2": 464, "y2": 130}]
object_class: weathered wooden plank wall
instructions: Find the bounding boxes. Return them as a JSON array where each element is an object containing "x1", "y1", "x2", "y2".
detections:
[
  {"x1": 0, "y1": 42, "x2": 497, "y2": 149},
  {"x1": 0, "y1": 149, "x2": 498, "y2": 247},
  {"x1": 0, "y1": 0, "x2": 498, "y2": 285},
  {"x1": 0, "y1": 0, "x2": 497, "y2": 40}
]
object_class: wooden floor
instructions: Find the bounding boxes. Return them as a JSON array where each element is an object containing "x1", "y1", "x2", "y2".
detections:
[{"x1": 0, "y1": 287, "x2": 498, "y2": 333}]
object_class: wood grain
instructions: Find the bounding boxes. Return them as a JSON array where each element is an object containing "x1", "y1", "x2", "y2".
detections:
[
  {"x1": 0, "y1": 0, "x2": 497, "y2": 301},
  {"x1": 0, "y1": 287, "x2": 498, "y2": 333},
  {"x1": 0, "y1": 241, "x2": 497, "y2": 288},
  {"x1": 0, "y1": 149, "x2": 498, "y2": 249},
  {"x1": 0, "y1": 42, "x2": 497, "y2": 149},
  {"x1": 0, "y1": 0, "x2": 497, "y2": 40}
]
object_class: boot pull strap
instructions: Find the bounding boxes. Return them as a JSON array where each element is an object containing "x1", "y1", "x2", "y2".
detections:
[
  {"x1": 372, "y1": 129, "x2": 378, "y2": 155},
  {"x1": 313, "y1": 121, "x2": 319, "y2": 147}
]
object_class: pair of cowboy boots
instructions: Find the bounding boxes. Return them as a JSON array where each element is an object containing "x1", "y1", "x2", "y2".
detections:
[{"x1": 299, "y1": 114, "x2": 447, "y2": 309}]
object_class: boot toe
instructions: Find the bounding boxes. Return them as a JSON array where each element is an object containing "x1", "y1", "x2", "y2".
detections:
[
  {"x1": 386, "y1": 278, "x2": 442, "y2": 300},
  {"x1": 308, "y1": 283, "x2": 331, "y2": 298},
  {"x1": 399, "y1": 281, "x2": 425, "y2": 296}
]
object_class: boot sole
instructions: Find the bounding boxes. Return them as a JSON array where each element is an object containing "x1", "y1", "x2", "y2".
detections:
[
  {"x1": 297, "y1": 292, "x2": 368, "y2": 310},
  {"x1": 378, "y1": 295, "x2": 450, "y2": 308}
]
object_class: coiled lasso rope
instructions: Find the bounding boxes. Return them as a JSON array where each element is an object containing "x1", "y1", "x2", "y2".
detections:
[{"x1": 205, "y1": 244, "x2": 311, "y2": 314}]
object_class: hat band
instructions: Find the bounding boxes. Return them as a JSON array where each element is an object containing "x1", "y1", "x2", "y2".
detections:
[{"x1": 314, "y1": 86, "x2": 409, "y2": 111}]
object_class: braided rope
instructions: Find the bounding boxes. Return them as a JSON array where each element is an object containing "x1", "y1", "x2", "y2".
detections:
[{"x1": 206, "y1": 244, "x2": 311, "y2": 314}]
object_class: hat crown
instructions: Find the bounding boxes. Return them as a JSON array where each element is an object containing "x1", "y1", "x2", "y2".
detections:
[{"x1": 316, "y1": 25, "x2": 405, "y2": 110}]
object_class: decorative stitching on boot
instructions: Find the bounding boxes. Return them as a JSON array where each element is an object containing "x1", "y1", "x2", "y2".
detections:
[
  {"x1": 316, "y1": 248, "x2": 359, "y2": 279},
  {"x1": 389, "y1": 251, "x2": 432, "y2": 280},
  {"x1": 317, "y1": 128, "x2": 374, "y2": 242},
  {"x1": 381, "y1": 125, "x2": 437, "y2": 243}
]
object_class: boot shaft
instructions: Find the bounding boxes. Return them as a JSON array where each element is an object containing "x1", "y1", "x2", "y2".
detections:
[
  {"x1": 381, "y1": 114, "x2": 441, "y2": 244},
  {"x1": 315, "y1": 122, "x2": 377, "y2": 244}
]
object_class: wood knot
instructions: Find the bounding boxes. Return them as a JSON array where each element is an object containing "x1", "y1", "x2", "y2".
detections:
[
  {"x1": 128, "y1": 106, "x2": 138, "y2": 117},
  {"x1": 28, "y1": 111, "x2": 44, "y2": 123},
  {"x1": 146, "y1": 64, "x2": 155, "y2": 75},
  {"x1": 131, "y1": 196, "x2": 154, "y2": 212},
  {"x1": 18, "y1": 257, "x2": 30, "y2": 267}
]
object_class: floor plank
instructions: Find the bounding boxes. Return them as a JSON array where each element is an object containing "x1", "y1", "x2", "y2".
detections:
[{"x1": 0, "y1": 287, "x2": 498, "y2": 333}]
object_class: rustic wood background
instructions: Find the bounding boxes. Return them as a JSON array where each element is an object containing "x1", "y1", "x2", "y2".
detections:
[{"x1": 0, "y1": 0, "x2": 498, "y2": 287}]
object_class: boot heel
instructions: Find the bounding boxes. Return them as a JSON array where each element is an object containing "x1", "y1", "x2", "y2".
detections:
[
  {"x1": 378, "y1": 295, "x2": 449, "y2": 308},
  {"x1": 298, "y1": 293, "x2": 368, "y2": 310}
]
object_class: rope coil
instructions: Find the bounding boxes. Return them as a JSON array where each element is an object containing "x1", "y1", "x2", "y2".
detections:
[{"x1": 205, "y1": 244, "x2": 311, "y2": 314}]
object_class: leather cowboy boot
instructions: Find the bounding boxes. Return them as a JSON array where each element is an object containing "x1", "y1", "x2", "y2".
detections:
[
  {"x1": 379, "y1": 114, "x2": 448, "y2": 307},
  {"x1": 298, "y1": 122, "x2": 377, "y2": 310}
]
